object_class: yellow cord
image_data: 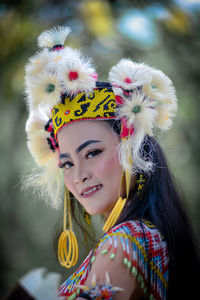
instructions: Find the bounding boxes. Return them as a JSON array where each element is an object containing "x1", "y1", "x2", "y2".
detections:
[
  {"x1": 102, "y1": 196, "x2": 127, "y2": 233},
  {"x1": 58, "y1": 188, "x2": 79, "y2": 268},
  {"x1": 103, "y1": 134, "x2": 132, "y2": 233},
  {"x1": 103, "y1": 172, "x2": 127, "y2": 233}
]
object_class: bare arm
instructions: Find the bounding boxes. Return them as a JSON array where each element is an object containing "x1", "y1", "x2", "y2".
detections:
[{"x1": 77, "y1": 236, "x2": 143, "y2": 300}]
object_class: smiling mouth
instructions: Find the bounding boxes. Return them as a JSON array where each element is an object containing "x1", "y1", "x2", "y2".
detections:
[{"x1": 81, "y1": 184, "x2": 102, "y2": 196}]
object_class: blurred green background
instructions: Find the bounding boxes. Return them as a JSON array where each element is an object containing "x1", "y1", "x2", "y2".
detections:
[{"x1": 0, "y1": 0, "x2": 200, "y2": 298}]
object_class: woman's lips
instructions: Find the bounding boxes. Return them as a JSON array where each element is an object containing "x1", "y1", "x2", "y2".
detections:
[{"x1": 81, "y1": 184, "x2": 102, "y2": 198}]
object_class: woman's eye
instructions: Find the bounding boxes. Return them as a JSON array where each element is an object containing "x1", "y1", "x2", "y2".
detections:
[
  {"x1": 59, "y1": 161, "x2": 74, "y2": 169},
  {"x1": 86, "y1": 149, "x2": 103, "y2": 159}
]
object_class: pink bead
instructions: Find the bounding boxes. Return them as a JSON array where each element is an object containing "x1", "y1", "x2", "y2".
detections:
[{"x1": 115, "y1": 95, "x2": 124, "y2": 105}]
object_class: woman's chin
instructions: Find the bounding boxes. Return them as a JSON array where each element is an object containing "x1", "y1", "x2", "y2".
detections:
[{"x1": 85, "y1": 204, "x2": 116, "y2": 216}]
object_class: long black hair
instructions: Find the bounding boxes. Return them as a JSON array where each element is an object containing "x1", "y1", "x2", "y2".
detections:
[
  {"x1": 113, "y1": 131, "x2": 200, "y2": 300},
  {"x1": 55, "y1": 118, "x2": 199, "y2": 299}
]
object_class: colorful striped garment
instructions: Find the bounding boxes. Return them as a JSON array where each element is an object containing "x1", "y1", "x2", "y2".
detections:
[{"x1": 59, "y1": 220, "x2": 169, "y2": 300}]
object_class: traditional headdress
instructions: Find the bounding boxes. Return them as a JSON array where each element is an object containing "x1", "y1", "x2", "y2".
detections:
[{"x1": 25, "y1": 26, "x2": 177, "y2": 268}]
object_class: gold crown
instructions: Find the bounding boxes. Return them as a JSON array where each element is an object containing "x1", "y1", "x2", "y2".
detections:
[{"x1": 52, "y1": 87, "x2": 116, "y2": 139}]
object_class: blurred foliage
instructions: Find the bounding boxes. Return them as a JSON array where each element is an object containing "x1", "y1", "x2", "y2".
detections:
[{"x1": 0, "y1": 0, "x2": 200, "y2": 298}]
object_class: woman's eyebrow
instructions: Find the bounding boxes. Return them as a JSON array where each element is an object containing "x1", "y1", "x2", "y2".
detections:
[
  {"x1": 60, "y1": 153, "x2": 70, "y2": 159},
  {"x1": 59, "y1": 140, "x2": 101, "y2": 159},
  {"x1": 76, "y1": 140, "x2": 101, "y2": 153}
]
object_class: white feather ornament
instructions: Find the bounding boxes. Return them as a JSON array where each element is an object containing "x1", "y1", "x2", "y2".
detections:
[
  {"x1": 23, "y1": 151, "x2": 62, "y2": 209},
  {"x1": 142, "y1": 69, "x2": 177, "y2": 105},
  {"x1": 155, "y1": 103, "x2": 177, "y2": 131},
  {"x1": 25, "y1": 49, "x2": 51, "y2": 76},
  {"x1": 26, "y1": 111, "x2": 48, "y2": 134},
  {"x1": 57, "y1": 51, "x2": 96, "y2": 94},
  {"x1": 38, "y1": 152, "x2": 62, "y2": 209},
  {"x1": 27, "y1": 131, "x2": 55, "y2": 167},
  {"x1": 26, "y1": 71, "x2": 61, "y2": 109},
  {"x1": 38, "y1": 26, "x2": 71, "y2": 49},
  {"x1": 118, "y1": 130, "x2": 153, "y2": 174},
  {"x1": 109, "y1": 59, "x2": 177, "y2": 106},
  {"x1": 109, "y1": 59, "x2": 152, "y2": 90},
  {"x1": 115, "y1": 93, "x2": 177, "y2": 173},
  {"x1": 116, "y1": 92, "x2": 158, "y2": 136}
]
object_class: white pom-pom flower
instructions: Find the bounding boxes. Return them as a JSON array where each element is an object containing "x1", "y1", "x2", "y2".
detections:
[
  {"x1": 57, "y1": 50, "x2": 96, "y2": 94},
  {"x1": 26, "y1": 109, "x2": 55, "y2": 167},
  {"x1": 26, "y1": 108, "x2": 50, "y2": 134},
  {"x1": 116, "y1": 92, "x2": 159, "y2": 136},
  {"x1": 155, "y1": 102, "x2": 177, "y2": 131},
  {"x1": 109, "y1": 59, "x2": 152, "y2": 90},
  {"x1": 27, "y1": 131, "x2": 55, "y2": 167},
  {"x1": 38, "y1": 26, "x2": 71, "y2": 49},
  {"x1": 143, "y1": 69, "x2": 177, "y2": 105},
  {"x1": 25, "y1": 49, "x2": 51, "y2": 76},
  {"x1": 26, "y1": 71, "x2": 61, "y2": 109},
  {"x1": 109, "y1": 59, "x2": 177, "y2": 107}
]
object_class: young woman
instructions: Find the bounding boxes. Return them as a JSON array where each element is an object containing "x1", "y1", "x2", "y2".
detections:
[{"x1": 24, "y1": 27, "x2": 199, "y2": 300}]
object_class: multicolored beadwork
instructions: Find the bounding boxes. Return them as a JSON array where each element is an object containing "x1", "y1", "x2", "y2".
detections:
[{"x1": 59, "y1": 220, "x2": 169, "y2": 300}]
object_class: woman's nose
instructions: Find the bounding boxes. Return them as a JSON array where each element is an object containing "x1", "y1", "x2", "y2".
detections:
[{"x1": 74, "y1": 165, "x2": 91, "y2": 184}]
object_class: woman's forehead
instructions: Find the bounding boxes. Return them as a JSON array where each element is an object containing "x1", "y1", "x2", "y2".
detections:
[{"x1": 57, "y1": 120, "x2": 119, "y2": 150}]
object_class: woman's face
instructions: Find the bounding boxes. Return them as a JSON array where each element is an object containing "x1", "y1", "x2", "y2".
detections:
[{"x1": 57, "y1": 121, "x2": 125, "y2": 215}]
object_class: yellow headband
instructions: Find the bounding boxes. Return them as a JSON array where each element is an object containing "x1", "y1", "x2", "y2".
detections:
[{"x1": 52, "y1": 87, "x2": 116, "y2": 139}]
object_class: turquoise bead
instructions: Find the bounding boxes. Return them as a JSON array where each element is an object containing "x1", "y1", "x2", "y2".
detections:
[{"x1": 132, "y1": 105, "x2": 141, "y2": 114}]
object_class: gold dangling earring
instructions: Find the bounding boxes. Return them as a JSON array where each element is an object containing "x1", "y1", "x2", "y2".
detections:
[
  {"x1": 102, "y1": 137, "x2": 132, "y2": 233},
  {"x1": 58, "y1": 188, "x2": 79, "y2": 268},
  {"x1": 103, "y1": 171, "x2": 127, "y2": 233}
]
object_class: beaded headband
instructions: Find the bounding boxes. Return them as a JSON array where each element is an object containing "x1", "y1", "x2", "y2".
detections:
[{"x1": 52, "y1": 87, "x2": 116, "y2": 140}]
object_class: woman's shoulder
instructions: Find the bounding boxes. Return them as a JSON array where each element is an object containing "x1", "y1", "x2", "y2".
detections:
[
  {"x1": 90, "y1": 219, "x2": 169, "y2": 299},
  {"x1": 108, "y1": 219, "x2": 162, "y2": 235},
  {"x1": 96, "y1": 219, "x2": 167, "y2": 257},
  {"x1": 59, "y1": 220, "x2": 169, "y2": 299}
]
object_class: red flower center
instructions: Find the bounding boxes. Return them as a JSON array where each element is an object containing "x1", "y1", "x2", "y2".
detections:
[
  {"x1": 124, "y1": 77, "x2": 132, "y2": 83},
  {"x1": 69, "y1": 71, "x2": 78, "y2": 81}
]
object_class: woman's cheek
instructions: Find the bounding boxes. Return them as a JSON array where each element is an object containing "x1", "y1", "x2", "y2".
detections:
[
  {"x1": 64, "y1": 173, "x2": 73, "y2": 192},
  {"x1": 95, "y1": 153, "x2": 121, "y2": 177}
]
